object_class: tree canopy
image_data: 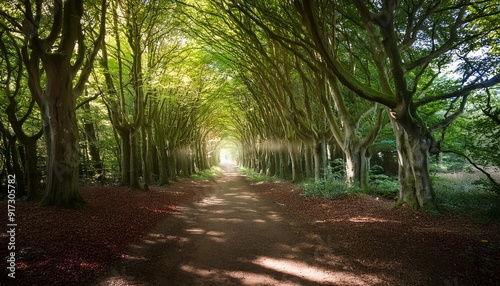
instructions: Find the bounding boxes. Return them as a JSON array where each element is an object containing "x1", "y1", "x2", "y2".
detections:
[{"x1": 0, "y1": 0, "x2": 499, "y2": 209}]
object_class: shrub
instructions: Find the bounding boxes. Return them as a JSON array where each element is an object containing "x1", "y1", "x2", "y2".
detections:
[
  {"x1": 191, "y1": 166, "x2": 221, "y2": 180},
  {"x1": 301, "y1": 170, "x2": 360, "y2": 199},
  {"x1": 329, "y1": 158, "x2": 345, "y2": 176},
  {"x1": 370, "y1": 173, "x2": 399, "y2": 199},
  {"x1": 433, "y1": 174, "x2": 500, "y2": 223},
  {"x1": 238, "y1": 167, "x2": 275, "y2": 182},
  {"x1": 370, "y1": 164, "x2": 385, "y2": 175}
]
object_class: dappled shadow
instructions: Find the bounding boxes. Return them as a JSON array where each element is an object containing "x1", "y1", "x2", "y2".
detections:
[{"x1": 93, "y1": 167, "x2": 416, "y2": 285}]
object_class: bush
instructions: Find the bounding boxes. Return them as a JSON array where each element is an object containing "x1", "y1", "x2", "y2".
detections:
[
  {"x1": 433, "y1": 174, "x2": 500, "y2": 223},
  {"x1": 370, "y1": 165, "x2": 385, "y2": 175},
  {"x1": 191, "y1": 166, "x2": 221, "y2": 180},
  {"x1": 474, "y1": 178, "x2": 500, "y2": 195},
  {"x1": 370, "y1": 165, "x2": 398, "y2": 199},
  {"x1": 301, "y1": 171, "x2": 360, "y2": 199},
  {"x1": 370, "y1": 173, "x2": 399, "y2": 199},
  {"x1": 238, "y1": 167, "x2": 275, "y2": 182},
  {"x1": 329, "y1": 158, "x2": 345, "y2": 176}
]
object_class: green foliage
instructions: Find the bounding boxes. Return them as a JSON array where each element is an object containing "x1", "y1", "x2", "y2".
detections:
[
  {"x1": 329, "y1": 158, "x2": 345, "y2": 176},
  {"x1": 433, "y1": 175, "x2": 500, "y2": 223},
  {"x1": 371, "y1": 122, "x2": 397, "y2": 153},
  {"x1": 430, "y1": 89, "x2": 500, "y2": 179},
  {"x1": 370, "y1": 173, "x2": 399, "y2": 199},
  {"x1": 301, "y1": 167, "x2": 361, "y2": 199},
  {"x1": 191, "y1": 166, "x2": 222, "y2": 180},
  {"x1": 461, "y1": 106, "x2": 500, "y2": 170},
  {"x1": 238, "y1": 167, "x2": 275, "y2": 182},
  {"x1": 429, "y1": 153, "x2": 475, "y2": 174},
  {"x1": 474, "y1": 178, "x2": 500, "y2": 195},
  {"x1": 370, "y1": 165, "x2": 385, "y2": 175}
]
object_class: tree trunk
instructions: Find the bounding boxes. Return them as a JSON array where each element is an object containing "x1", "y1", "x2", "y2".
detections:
[
  {"x1": 258, "y1": 147, "x2": 266, "y2": 174},
  {"x1": 303, "y1": 145, "x2": 312, "y2": 178},
  {"x1": 250, "y1": 146, "x2": 257, "y2": 171},
  {"x1": 24, "y1": 140, "x2": 41, "y2": 201},
  {"x1": 181, "y1": 148, "x2": 190, "y2": 176},
  {"x1": 83, "y1": 103, "x2": 103, "y2": 181},
  {"x1": 141, "y1": 124, "x2": 153, "y2": 186},
  {"x1": 119, "y1": 129, "x2": 131, "y2": 186},
  {"x1": 168, "y1": 145, "x2": 178, "y2": 180},
  {"x1": 129, "y1": 130, "x2": 140, "y2": 188},
  {"x1": 41, "y1": 60, "x2": 83, "y2": 208},
  {"x1": 267, "y1": 150, "x2": 275, "y2": 176},
  {"x1": 272, "y1": 151, "x2": 279, "y2": 177},
  {"x1": 288, "y1": 142, "x2": 303, "y2": 182},
  {"x1": 393, "y1": 119, "x2": 436, "y2": 210},
  {"x1": 7, "y1": 137, "x2": 26, "y2": 197},
  {"x1": 151, "y1": 144, "x2": 159, "y2": 180},
  {"x1": 344, "y1": 136, "x2": 370, "y2": 192},
  {"x1": 313, "y1": 137, "x2": 327, "y2": 180},
  {"x1": 277, "y1": 150, "x2": 284, "y2": 179},
  {"x1": 157, "y1": 141, "x2": 169, "y2": 185}
]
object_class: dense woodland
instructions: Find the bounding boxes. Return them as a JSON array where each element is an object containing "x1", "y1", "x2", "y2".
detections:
[{"x1": 0, "y1": 0, "x2": 499, "y2": 210}]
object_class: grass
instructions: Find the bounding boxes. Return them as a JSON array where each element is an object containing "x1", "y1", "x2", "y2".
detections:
[
  {"x1": 191, "y1": 166, "x2": 222, "y2": 180},
  {"x1": 433, "y1": 173, "x2": 500, "y2": 223},
  {"x1": 238, "y1": 167, "x2": 276, "y2": 182},
  {"x1": 300, "y1": 173, "x2": 361, "y2": 199},
  {"x1": 298, "y1": 169, "x2": 500, "y2": 222}
]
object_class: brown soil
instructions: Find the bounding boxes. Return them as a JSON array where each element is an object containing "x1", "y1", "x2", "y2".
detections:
[{"x1": 2, "y1": 165, "x2": 499, "y2": 285}]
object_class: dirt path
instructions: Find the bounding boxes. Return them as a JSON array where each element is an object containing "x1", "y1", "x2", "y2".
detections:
[
  {"x1": 93, "y1": 166, "x2": 499, "y2": 286},
  {"x1": 94, "y1": 166, "x2": 381, "y2": 286}
]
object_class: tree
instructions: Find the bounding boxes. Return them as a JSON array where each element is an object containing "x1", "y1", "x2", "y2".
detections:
[
  {"x1": 439, "y1": 87, "x2": 500, "y2": 191},
  {"x1": 1, "y1": 0, "x2": 106, "y2": 207},
  {"x1": 186, "y1": 0, "x2": 387, "y2": 190},
  {"x1": 99, "y1": 0, "x2": 187, "y2": 188},
  {"x1": 294, "y1": 0, "x2": 500, "y2": 209},
  {"x1": 0, "y1": 30, "x2": 43, "y2": 200}
]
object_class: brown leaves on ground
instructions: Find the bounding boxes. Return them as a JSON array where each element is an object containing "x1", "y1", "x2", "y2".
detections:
[
  {"x1": 253, "y1": 181, "x2": 500, "y2": 286},
  {"x1": 0, "y1": 180, "x2": 206, "y2": 286},
  {"x1": 1, "y1": 178, "x2": 499, "y2": 285}
]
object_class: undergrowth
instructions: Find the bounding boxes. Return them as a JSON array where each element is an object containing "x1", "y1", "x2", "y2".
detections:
[
  {"x1": 300, "y1": 166, "x2": 361, "y2": 199},
  {"x1": 370, "y1": 174, "x2": 399, "y2": 199},
  {"x1": 432, "y1": 174, "x2": 500, "y2": 223},
  {"x1": 240, "y1": 162, "x2": 499, "y2": 222},
  {"x1": 191, "y1": 166, "x2": 222, "y2": 180},
  {"x1": 238, "y1": 167, "x2": 276, "y2": 182},
  {"x1": 299, "y1": 163, "x2": 500, "y2": 222}
]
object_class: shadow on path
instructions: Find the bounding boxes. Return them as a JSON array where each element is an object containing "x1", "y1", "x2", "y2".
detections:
[{"x1": 93, "y1": 165, "x2": 384, "y2": 285}]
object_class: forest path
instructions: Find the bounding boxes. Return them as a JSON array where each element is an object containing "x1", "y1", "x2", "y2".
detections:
[{"x1": 94, "y1": 165, "x2": 377, "y2": 286}]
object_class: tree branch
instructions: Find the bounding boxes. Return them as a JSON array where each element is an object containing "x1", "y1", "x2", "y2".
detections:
[
  {"x1": 429, "y1": 94, "x2": 468, "y2": 132},
  {"x1": 405, "y1": 4, "x2": 466, "y2": 71},
  {"x1": 442, "y1": 150, "x2": 500, "y2": 189},
  {"x1": 76, "y1": 92, "x2": 102, "y2": 110},
  {"x1": 74, "y1": 0, "x2": 107, "y2": 98},
  {"x1": 39, "y1": 0, "x2": 63, "y2": 49},
  {"x1": 415, "y1": 74, "x2": 500, "y2": 107},
  {"x1": 482, "y1": 88, "x2": 500, "y2": 125},
  {"x1": 294, "y1": 0, "x2": 396, "y2": 108}
]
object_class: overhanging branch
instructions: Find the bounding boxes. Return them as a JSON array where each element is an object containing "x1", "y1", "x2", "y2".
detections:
[
  {"x1": 415, "y1": 74, "x2": 500, "y2": 107},
  {"x1": 442, "y1": 150, "x2": 500, "y2": 190},
  {"x1": 482, "y1": 88, "x2": 500, "y2": 125}
]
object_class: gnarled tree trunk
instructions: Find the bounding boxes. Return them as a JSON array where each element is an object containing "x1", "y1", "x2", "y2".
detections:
[
  {"x1": 344, "y1": 136, "x2": 370, "y2": 192},
  {"x1": 392, "y1": 119, "x2": 436, "y2": 210},
  {"x1": 18, "y1": 0, "x2": 106, "y2": 208},
  {"x1": 40, "y1": 57, "x2": 83, "y2": 207}
]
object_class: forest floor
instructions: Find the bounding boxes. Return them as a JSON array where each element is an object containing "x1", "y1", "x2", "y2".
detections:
[{"x1": 1, "y1": 165, "x2": 499, "y2": 285}]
